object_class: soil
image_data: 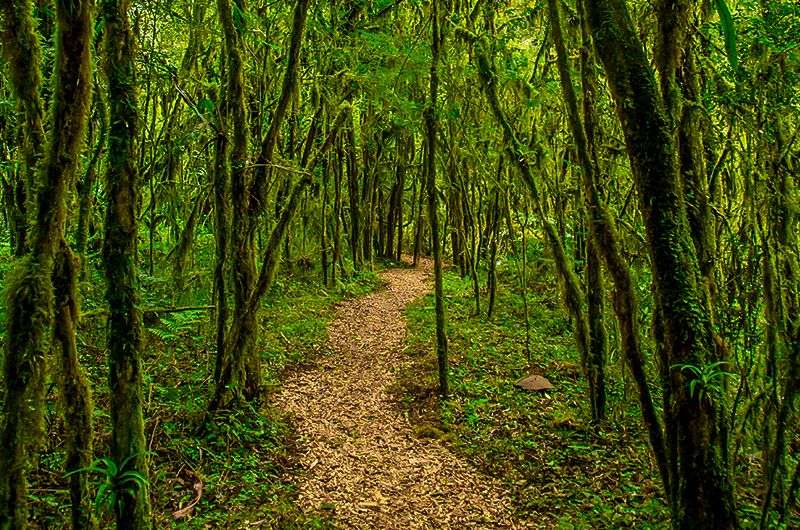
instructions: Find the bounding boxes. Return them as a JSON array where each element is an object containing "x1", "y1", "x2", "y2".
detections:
[{"x1": 277, "y1": 257, "x2": 531, "y2": 529}]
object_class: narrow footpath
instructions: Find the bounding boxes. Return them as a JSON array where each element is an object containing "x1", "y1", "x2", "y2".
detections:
[{"x1": 276, "y1": 257, "x2": 530, "y2": 529}]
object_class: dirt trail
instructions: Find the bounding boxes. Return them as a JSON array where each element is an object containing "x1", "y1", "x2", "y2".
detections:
[{"x1": 276, "y1": 257, "x2": 529, "y2": 529}]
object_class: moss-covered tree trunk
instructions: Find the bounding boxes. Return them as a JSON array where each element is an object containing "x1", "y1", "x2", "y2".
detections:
[
  {"x1": 426, "y1": 0, "x2": 449, "y2": 398},
  {"x1": 584, "y1": 0, "x2": 738, "y2": 525},
  {"x1": 0, "y1": 0, "x2": 46, "y2": 256},
  {"x1": 0, "y1": 0, "x2": 93, "y2": 527},
  {"x1": 212, "y1": 0, "x2": 311, "y2": 408},
  {"x1": 101, "y1": 0, "x2": 152, "y2": 527},
  {"x1": 53, "y1": 241, "x2": 97, "y2": 530}
]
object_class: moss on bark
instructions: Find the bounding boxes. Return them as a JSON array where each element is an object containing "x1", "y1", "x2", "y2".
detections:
[
  {"x1": 0, "y1": 0, "x2": 93, "y2": 527},
  {"x1": 584, "y1": 0, "x2": 738, "y2": 525},
  {"x1": 101, "y1": 0, "x2": 152, "y2": 526},
  {"x1": 0, "y1": 0, "x2": 46, "y2": 255}
]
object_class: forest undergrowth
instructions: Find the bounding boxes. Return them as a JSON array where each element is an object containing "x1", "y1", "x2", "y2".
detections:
[
  {"x1": 0, "y1": 236, "x2": 380, "y2": 528},
  {"x1": 395, "y1": 259, "x2": 781, "y2": 529}
]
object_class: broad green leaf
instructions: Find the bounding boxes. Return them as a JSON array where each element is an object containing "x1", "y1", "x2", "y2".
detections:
[{"x1": 715, "y1": 0, "x2": 739, "y2": 75}]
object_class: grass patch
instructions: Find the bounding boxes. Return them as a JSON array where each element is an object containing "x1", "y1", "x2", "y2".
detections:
[{"x1": 395, "y1": 267, "x2": 669, "y2": 528}]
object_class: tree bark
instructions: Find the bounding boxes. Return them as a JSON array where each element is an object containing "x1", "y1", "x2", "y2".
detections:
[
  {"x1": 101, "y1": 0, "x2": 153, "y2": 526},
  {"x1": 584, "y1": 0, "x2": 738, "y2": 525},
  {"x1": 0, "y1": 0, "x2": 46, "y2": 256},
  {"x1": 426, "y1": 0, "x2": 449, "y2": 398},
  {"x1": 1, "y1": 0, "x2": 93, "y2": 526},
  {"x1": 53, "y1": 241, "x2": 97, "y2": 530}
]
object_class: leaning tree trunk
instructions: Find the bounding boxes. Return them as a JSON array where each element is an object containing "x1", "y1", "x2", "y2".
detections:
[
  {"x1": 584, "y1": 0, "x2": 738, "y2": 526},
  {"x1": 101, "y1": 0, "x2": 152, "y2": 527},
  {"x1": 0, "y1": 0, "x2": 93, "y2": 527}
]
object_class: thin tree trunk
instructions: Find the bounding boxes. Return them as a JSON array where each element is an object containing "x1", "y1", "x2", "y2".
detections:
[
  {"x1": 76, "y1": 86, "x2": 107, "y2": 278},
  {"x1": 252, "y1": 0, "x2": 311, "y2": 211},
  {"x1": 487, "y1": 184, "x2": 500, "y2": 321},
  {"x1": 322, "y1": 156, "x2": 330, "y2": 285},
  {"x1": 347, "y1": 116, "x2": 362, "y2": 270},
  {"x1": 397, "y1": 133, "x2": 413, "y2": 261},
  {"x1": 426, "y1": 0, "x2": 448, "y2": 398},
  {"x1": 413, "y1": 144, "x2": 426, "y2": 265},
  {"x1": 333, "y1": 138, "x2": 344, "y2": 282}
]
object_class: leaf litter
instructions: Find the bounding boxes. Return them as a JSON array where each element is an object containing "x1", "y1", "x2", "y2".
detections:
[{"x1": 277, "y1": 257, "x2": 533, "y2": 529}]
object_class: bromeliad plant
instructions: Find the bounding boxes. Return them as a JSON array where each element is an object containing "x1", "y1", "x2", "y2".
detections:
[
  {"x1": 65, "y1": 454, "x2": 152, "y2": 519},
  {"x1": 673, "y1": 361, "x2": 733, "y2": 402}
]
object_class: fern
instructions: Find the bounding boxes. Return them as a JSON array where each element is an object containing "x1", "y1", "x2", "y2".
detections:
[{"x1": 146, "y1": 310, "x2": 206, "y2": 342}]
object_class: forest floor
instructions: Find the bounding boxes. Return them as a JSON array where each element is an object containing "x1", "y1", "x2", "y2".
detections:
[{"x1": 277, "y1": 257, "x2": 531, "y2": 529}]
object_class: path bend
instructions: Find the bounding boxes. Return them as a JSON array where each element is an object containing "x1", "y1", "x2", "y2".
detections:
[{"x1": 276, "y1": 257, "x2": 529, "y2": 529}]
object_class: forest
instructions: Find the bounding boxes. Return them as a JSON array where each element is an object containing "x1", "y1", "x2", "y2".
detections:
[{"x1": 0, "y1": 0, "x2": 798, "y2": 528}]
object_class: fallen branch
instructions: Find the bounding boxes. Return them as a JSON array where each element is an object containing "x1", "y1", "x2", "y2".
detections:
[{"x1": 172, "y1": 473, "x2": 204, "y2": 520}]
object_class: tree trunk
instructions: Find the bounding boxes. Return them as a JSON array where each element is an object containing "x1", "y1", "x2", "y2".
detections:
[
  {"x1": 1, "y1": 0, "x2": 93, "y2": 526},
  {"x1": 0, "y1": 0, "x2": 47, "y2": 256},
  {"x1": 584, "y1": 0, "x2": 738, "y2": 525},
  {"x1": 347, "y1": 116, "x2": 362, "y2": 270},
  {"x1": 487, "y1": 182, "x2": 501, "y2": 320},
  {"x1": 53, "y1": 241, "x2": 97, "y2": 530},
  {"x1": 212, "y1": 67, "x2": 231, "y2": 392},
  {"x1": 333, "y1": 138, "x2": 344, "y2": 282},
  {"x1": 426, "y1": 0, "x2": 449, "y2": 398},
  {"x1": 102, "y1": 0, "x2": 153, "y2": 526}
]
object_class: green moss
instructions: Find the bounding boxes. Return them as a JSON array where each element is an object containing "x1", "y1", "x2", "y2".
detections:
[{"x1": 0, "y1": 256, "x2": 52, "y2": 528}]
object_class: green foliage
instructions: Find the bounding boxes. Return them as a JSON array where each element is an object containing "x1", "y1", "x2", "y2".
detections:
[
  {"x1": 145, "y1": 310, "x2": 206, "y2": 342},
  {"x1": 672, "y1": 361, "x2": 733, "y2": 402},
  {"x1": 715, "y1": 0, "x2": 740, "y2": 75},
  {"x1": 65, "y1": 454, "x2": 152, "y2": 519}
]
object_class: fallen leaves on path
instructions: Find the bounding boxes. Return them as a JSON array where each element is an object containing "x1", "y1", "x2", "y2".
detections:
[{"x1": 276, "y1": 257, "x2": 533, "y2": 529}]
